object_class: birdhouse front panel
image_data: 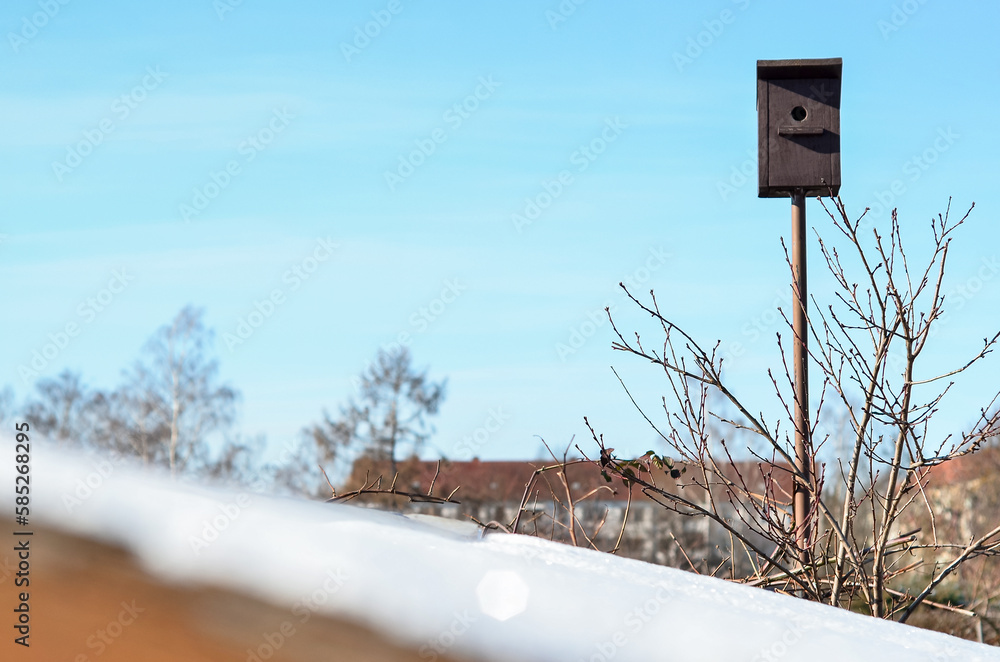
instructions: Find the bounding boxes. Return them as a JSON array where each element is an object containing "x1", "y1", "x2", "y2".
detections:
[{"x1": 757, "y1": 58, "x2": 842, "y2": 198}]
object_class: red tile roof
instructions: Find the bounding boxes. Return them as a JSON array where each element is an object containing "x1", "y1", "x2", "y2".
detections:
[
  {"x1": 346, "y1": 456, "x2": 799, "y2": 505},
  {"x1": 921, "y1": 446, "x2": 1000, "y2": 486}
]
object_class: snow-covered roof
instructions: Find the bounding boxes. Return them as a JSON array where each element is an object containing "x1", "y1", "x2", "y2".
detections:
[{"x1": 6, "y1": 439, "x2": 998, "y2": 661}]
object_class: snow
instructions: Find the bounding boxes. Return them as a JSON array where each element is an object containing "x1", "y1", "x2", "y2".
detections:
[{"x1": 5, "y1": 439, "x2": 999, "y2": 662}]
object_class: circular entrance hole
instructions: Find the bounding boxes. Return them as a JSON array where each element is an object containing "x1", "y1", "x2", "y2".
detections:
[{"x1": 790, "y1": 106, "x2": 807, "y2": 122}]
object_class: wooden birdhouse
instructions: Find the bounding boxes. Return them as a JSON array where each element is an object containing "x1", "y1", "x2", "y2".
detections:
[{"x1": 757, "y1": 58, "x2": 842, "y2": 198}]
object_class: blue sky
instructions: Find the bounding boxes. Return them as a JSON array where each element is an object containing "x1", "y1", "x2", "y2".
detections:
[{"x1": 2, "y1": 0, "x2": 998, "y2": 465}]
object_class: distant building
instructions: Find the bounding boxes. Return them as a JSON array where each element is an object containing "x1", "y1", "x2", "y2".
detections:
[
  {"x1": 343, "y1": 456, "x2": 794, "y2": 575},
  {"x1": 899, "y1": 446, "x2": 1000, "y2": 572}
]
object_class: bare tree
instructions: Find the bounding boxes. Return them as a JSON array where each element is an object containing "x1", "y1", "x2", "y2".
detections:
[
  {"x1": 12, "y1": 310, "x2": 253, "y2": 486},
  {"x1": 22, "y1": 370, "x2": 91, "y2": 446},
  {"x1": 0, "y1": 385, "x2": 16, "y2": 427},
  {"x1": 273, "y1": 414, "x2": 352, "y2": 497},
  {"x1": 303, "y1": 346, "x2": 445, "y2": 490},
  {"x1": 107, "y1": 306, "x2": 239, "y2": 476},
  {"x1": 269, "y1": 442, "x2": 321, "y2": 497},
  {"x1": 592, "y1": 198, "x2": 1000, "y2": 622},
  {"x1": 199, "y1": 434, "x2": 266, "y2": 487}
]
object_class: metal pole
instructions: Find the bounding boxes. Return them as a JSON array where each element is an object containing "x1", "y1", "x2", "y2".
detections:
[{"x1": 791, "y1": 190, "x2": 810, "y2": 565}]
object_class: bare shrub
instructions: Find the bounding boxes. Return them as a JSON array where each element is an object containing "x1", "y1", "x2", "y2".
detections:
[{"x1": 590, "y1": 198, "x2": 1000, "y2": 625}]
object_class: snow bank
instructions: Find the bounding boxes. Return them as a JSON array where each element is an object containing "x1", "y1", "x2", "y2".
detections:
[{"x1": 4, "y1": 440, "x2": 997, "y2": 662}]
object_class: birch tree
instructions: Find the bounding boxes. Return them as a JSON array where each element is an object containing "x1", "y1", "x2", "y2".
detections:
[{"x1": 115, "y1": 306, "x2": 238, "y2": 476}]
